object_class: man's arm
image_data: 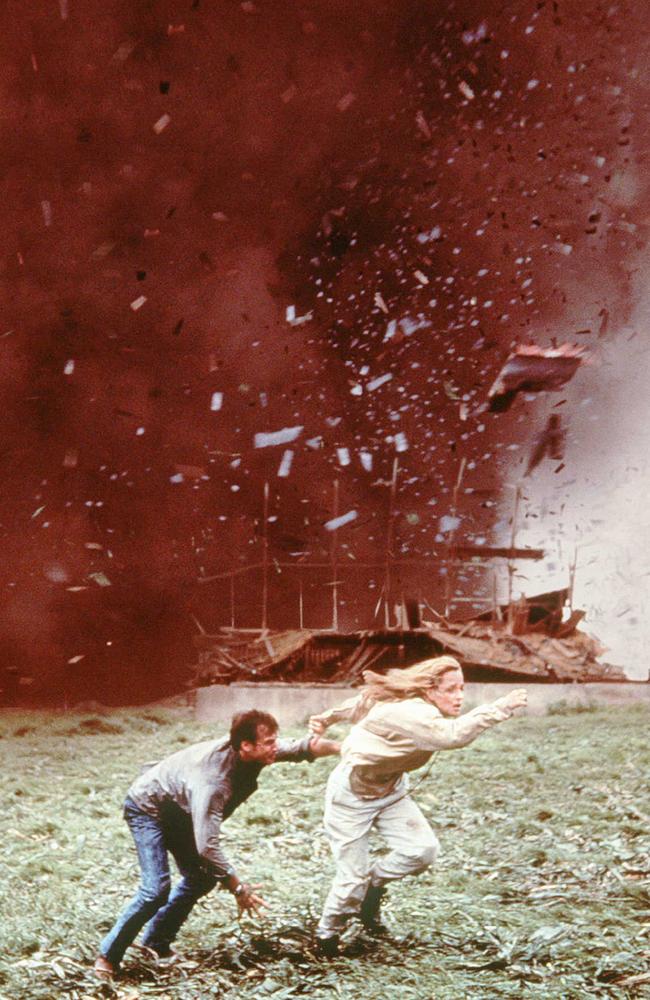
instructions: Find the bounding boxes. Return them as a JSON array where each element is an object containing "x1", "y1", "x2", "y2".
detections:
[
  {"x1": 308, "y1": 735, "x2": 341, "y2": 757},
  {"x1": 273, "y1": 733, "x2": 340, "y2": 763},
  {"x1": 192, "y1": 790, "x2": 268, "y2": 914}
]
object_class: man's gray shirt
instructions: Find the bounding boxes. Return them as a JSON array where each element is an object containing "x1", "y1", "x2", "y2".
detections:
[{"x1": 126, "y1": 735, "x2": 314, "y2": 880}]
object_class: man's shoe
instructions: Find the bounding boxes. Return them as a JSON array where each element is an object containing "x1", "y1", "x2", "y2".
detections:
[
  {"x1": 315, "y1": 934, "x2": 340, "y2": 958},
  {"x1": 360, "y1": 884, "x2": 389, "y2": 936},
  {"x1": 93, "y1": 955, "x2": 116, "y2": 980}
]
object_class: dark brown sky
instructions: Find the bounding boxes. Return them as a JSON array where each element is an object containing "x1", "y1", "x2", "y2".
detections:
[{"x1": 2, "y1": 0, "x2": 648, "y2": 702}]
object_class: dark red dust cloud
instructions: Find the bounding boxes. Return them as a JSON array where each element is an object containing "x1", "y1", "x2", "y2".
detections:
[{"x1": 1, "y1": 0, "x2": 648, "y2": 703}]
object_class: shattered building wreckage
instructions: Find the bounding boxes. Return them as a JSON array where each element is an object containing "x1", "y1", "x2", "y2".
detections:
[{"x1": 192, "y1": 580, "x2": 627, "y2": 691}]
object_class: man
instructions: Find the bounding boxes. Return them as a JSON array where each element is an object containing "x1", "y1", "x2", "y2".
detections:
[
  {"x1": 94, "y1": 709, "x2": 339, "y2": 978},
  {"x1": 308, "y1": 657, "x2": 527, "y2": 954}
]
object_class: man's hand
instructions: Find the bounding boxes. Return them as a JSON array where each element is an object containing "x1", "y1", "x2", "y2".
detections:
[
  {"x1": 233, "y1": 882, "x2": 269, "y2": 917},
  {"x1": 308, "y1": 735, "x2": 341, "y2": 757},
  {"x1": 503, "y1": 688, "x2": 528, "y2": 711}
]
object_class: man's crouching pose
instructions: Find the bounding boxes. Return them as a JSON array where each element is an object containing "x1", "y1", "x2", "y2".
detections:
[
  {"x1": 308, "y1": 657, "x2": 527, "y2": 955},
  {"x1": 94, "y1": 710, "x2": 339, "y2": 978}
]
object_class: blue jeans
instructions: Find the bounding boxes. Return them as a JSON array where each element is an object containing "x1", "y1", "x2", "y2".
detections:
[{"x1": 100, "y1": 797, "x2": 218, "y2": 967}]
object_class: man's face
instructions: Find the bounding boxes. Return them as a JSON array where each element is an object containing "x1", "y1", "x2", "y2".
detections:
[
  {"x1": 425, "y1": 668, "x2": 465, "y2": 717},
  {"x1": 240, "y1": 724, "x2": 278, "y2": 765}
]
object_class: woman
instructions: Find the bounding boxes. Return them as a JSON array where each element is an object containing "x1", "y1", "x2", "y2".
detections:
[{"x1": 309, "y1": 655, "x2": 527, "y2": 954}]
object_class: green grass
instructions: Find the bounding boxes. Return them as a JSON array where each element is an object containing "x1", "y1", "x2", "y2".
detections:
[{"x1": 1, "y1": 705, "x2": 649, "y2": 999}]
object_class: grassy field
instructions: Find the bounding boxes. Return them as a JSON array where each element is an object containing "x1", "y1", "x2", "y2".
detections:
[{"x1": 1, "y1": 702, "x2": 649, "y2": 1000}]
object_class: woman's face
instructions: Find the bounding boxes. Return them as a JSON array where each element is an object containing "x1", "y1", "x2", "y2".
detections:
[{"x1": 425, "y1": 667, "x2": 465, "y2": 717}]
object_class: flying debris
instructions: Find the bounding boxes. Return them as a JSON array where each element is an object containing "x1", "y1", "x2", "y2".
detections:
[
  {"x1": 286, "y1": 305, "x2": 313, "y2": 326},
  {"x1": 525, "y1": 414, "x2": 566, "y2": 476},
  {"x1": 324, "y1": 509, "x2": 358, "y2": 531},
  {"x1": 487, "y1": 345, "x2": 585, "y2": 413},
  {"x1": 254, "y1": 425, "x2": 303, "y2": 448},
  {"x1": 277, "y1": 449, "x2": 293, "y2": 478}
]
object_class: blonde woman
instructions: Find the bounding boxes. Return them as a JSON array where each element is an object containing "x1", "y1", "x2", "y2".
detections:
[{"x1": 309, "y1": 656, "x2": 527, "y2": 955}]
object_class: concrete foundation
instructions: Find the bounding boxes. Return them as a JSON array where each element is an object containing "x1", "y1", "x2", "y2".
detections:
[{"x1": 194, "y1": 681, "x2": 650, "y2": 727}]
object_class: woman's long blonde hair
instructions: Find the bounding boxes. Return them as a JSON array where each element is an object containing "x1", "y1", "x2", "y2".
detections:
[{"x1": 350, "y1": 655, "x2": 462, "y2": 720}]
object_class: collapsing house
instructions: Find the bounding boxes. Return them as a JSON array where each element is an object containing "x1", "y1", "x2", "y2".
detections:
[{"x1": 191, "y1": 587, "x2": 627, "y2": 689}]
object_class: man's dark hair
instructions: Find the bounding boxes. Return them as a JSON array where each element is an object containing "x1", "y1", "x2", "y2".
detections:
[{"x1": 230, "y1": 710, "x2": 278, "y2": 750}]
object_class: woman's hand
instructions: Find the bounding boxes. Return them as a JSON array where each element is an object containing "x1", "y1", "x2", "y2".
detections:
[
  {"x1": 308, "y1": 715, "x2": 328, "y2": 736},
  {"x1": 503, "y1": 688, "x2": 528, "y2": 711}
]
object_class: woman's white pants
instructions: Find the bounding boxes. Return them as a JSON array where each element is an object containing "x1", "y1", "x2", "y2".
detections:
[{"x1": 316, "y1": 763, "x2": 439, "y2": 938}]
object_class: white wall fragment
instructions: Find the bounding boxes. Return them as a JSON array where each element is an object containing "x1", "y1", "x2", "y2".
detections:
[
  {"x1": 366, "y1": 373, "x2": 393, "y2": 392},
  {"x1": 325, "y1": 509, "x2": 358, "y2": 531},
  {"x1": 336, "y1": 447, "x2": 351, "y2": 466},
  {"x1": 64, "y1": 359, "x2": 75, "y2": 375},
  {"x1": 286, "y1": 304, "x2": 313, "y2": 326},
  {"x1": 277, "y1": 449, "x2": 293, "y2": 477},
  {"x1": 394, "y1": 431, "x2": 409, "y2": 452},
  {"x1": 130, "y1": 295, "x2": 147, "y2": 311},
  {"x1": 254, "y1": 425, "x2": 303, "y2": 448},
  {"x1": 359, "y1": 451, "x2": 373, "y2": 471},
  {"x1": 210, "y1": 391, "x2": 223, "y2": 412},
  {"x1": 384, "y1": 319, "x2": 397, "y2": 341}
]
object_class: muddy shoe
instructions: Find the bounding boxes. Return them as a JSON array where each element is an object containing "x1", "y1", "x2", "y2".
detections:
[
  {"x1": 93, "y1": 955, "x2": 116, "y2": 980},
  {"x1": 315, "y1": 935, "x2": 340, "y2": 958},
  {"x1": 360, "y1": 885, "x2": 389, "y2": 936}
]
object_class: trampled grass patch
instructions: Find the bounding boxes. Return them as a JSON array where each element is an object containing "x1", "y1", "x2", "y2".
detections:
[{"x1": 1, "y1": 705, "x2": 649, "y2": 999}]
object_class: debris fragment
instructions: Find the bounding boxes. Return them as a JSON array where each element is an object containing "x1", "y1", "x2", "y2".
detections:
[
  {"x1": 63, "y1": 359, "x2": 75, "y2": 376},
  {"x1": 254, "y1": 426, "x2": 303, "y2": 448},
  {"x1": 459, "y1": 80, "x2": 475, "y2": 100},
  {"x1": 277, "y1": 449, "x2": 293, "y2": 477},
  {"x1": 130, "y1": 296, "x2": 147, "y2": 311},
  {"x1": 336, "y1": 447, "x2": 350, "y2": 466},
  {"x1": 281, "y1": 84, "x2": 297, "y2": 103},
  {"x1": 366, "y1": 373, "x2": 392, "y2": 392},
  {"x1": 324, "y1": 510, "x2": 358, "y2": 531},
  {"x1": 41, "y1": 201, "x2": 52, "y2": 227},
  {"x1": 415, "y1": 110, "x2": 431, "y2": 139},
  {"x1": 487, "y1": 345, "x2": 585, "y2": 412},
  {"x1": 525, "y1": 414, "x2": 566, "y2": 476},
  {"x1": 598, "y1": 307, "x2": 610, "y2": 337},
  {"x1": 337, "y1": 92, "x2": 356, "y2": 112},
  {"x1": 111, "y1": 39, "x2": 137, "y2": 63},
  {"x1": 91, "y1": 242, "x2": 116, "y2": 259},
  {"x1": 153, "y1": 114, "x2": 171, "y2": 134},
  {"x1": 286, "y1": 304, "x2": 313, "y2": 326},
  {"x1": 210, "y1": 392, "x2": 223, "y2": 412}
]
